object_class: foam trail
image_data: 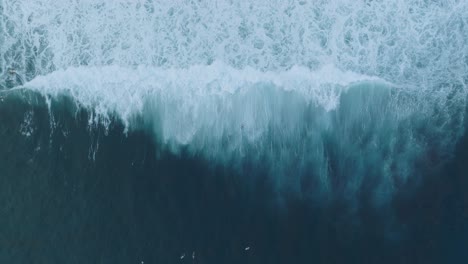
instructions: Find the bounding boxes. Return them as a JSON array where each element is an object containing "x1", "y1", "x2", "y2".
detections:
[{"x1": 1, "y1": 0, "x2": 467, "y2": 87}]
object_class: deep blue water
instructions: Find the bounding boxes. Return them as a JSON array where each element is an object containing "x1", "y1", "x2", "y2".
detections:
[
  {"x1": 1, "y1": 1, "x2": 468, "y2": 263},
  {"x1": 0, "y1": 90, "x2": 467, "y2": 264}
]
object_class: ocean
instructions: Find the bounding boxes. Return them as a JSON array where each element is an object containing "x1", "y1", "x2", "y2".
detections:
[{"x1": 1, "y1": 0, "x2": 467, "y2": 263}]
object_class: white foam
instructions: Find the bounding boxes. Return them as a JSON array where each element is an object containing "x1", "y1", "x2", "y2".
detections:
[
  {"x1": 25, "y1": 62, "x2": 382, "y2": 136},
  {"x1": 2, "y1": 0, "x2": 467, "y2": 199},
  {"x1": 2, "y1": 0, "x2": 467, "y2": 89}
]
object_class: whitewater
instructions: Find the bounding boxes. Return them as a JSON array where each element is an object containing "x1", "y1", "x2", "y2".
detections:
[
  {"x1": 1, "y1": 0, "x2": 468, "y2": 197},
  {"x1": 2, "y1": 0, "x2": 468, "y2": 263}
]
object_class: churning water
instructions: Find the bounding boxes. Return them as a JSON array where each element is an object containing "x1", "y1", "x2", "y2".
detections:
[{"x1": 1, "y1": 0, "x2": 467, "y2": 263}]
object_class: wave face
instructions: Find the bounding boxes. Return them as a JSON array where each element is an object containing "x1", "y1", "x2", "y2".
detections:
[
  {"x1": 1, "y1": 0, "x2": 468, "y2": 263},
  {"x1": 17, "y1": 64, "x2": 466, "y2": 201},
  {"x1": 1, "y1": 0, "x2": 467, "y2": 197}
]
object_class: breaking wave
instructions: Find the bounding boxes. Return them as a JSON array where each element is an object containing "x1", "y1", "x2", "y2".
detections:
[{"x1": 1, "y1": 0, "x2": 467, "y2": 200}]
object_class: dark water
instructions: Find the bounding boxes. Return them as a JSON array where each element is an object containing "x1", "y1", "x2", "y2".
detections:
[{"x1": 0, "y1": 89, "x2": 467, "y2": 264}]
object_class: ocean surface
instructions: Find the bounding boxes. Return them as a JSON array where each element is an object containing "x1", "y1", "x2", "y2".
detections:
[{"x1": 1, "y1": 0, "x2": 467, "y2": 263}]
